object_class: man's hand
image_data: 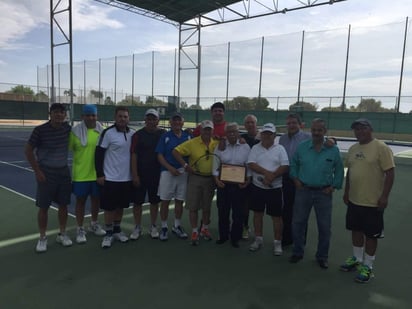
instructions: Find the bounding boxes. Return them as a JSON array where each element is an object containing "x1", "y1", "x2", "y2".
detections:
[
  {"x1": 96, "y1": 176, "x2": 105, "y2": 186},
  {"x1": 132, "y1": 175, "x2": 140, "y2": 187},
  {"x1": 34, "y1": 169, "x2": 46, "y2": 183}
]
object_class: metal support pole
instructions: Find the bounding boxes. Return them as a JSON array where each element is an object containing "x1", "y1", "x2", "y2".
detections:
[
  {"x1": 84, "y1": 60, "x2": 86, "y2": 104},
  {"x1": 258, "y1": 36, "x2": 265, "y2": 106},
  {"x1": 225, "y1": 42, "x2": 231, "y2": 103},
  {"x1": 114, "y1": 56, "x2": 117, "y2": 104},
  {"x1": 397, "y1": 17, "x2": 409, "y2": 113},
  {"x1": 297, "y1": 31, "x2": 305, "y2": 105},
  {"x1": 177, "y1": 25, "x2": 182, "y2": 107},
  {"x1": 98, "y1": 58, "x2": 101, "y2": 104},
  {"x1": 342, "y1": 24, "x2": 351, "y2": 111},
  {"x1": 152, "y1": 51, "x2": 155, "y2": 100},
  {"x1": 132, "y1": 53, "x2": 135, "y2": 104},
  {"x1": 196, "y1": 16, "x2": 201, "y2": 108}
]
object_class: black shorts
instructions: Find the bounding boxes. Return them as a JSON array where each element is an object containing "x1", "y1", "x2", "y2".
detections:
[
  {"x1": 100, "y1": 181, "x2": 132, "y2": 211},
  {"x1": 132, "y1": 174, "x2": 161, "y2": 205},
  {"x1": 36, "y1": 165, "x2": 71, "y2": 209},
  {"x1": 249, "y1": 184, "x2": 283, "y2": 217},
  {"x1": 346, "y1": 201, "x2": 384, "y2": 238}
]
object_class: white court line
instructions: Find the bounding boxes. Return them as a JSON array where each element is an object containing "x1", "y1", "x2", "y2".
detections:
[
  {"x1": 0, "y1": 185, "x2": 75, "y2": 218},
  {"x1": 0, "y1": 160, "x2": 33, "y2": 172}
]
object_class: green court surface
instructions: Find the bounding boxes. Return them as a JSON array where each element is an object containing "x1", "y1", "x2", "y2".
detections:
[{"x1": 0, "y1": 159, "x2": 411, "y2": 309}]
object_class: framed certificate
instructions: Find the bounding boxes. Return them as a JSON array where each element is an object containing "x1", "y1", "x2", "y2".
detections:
[{"x1": 219, "y1": 164, "x2": 246, "y2": 184}]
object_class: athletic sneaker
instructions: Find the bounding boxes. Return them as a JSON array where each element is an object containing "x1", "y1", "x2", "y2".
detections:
[
  {"x1": 130, "y1": 227, "x2": 142, "y2": 240},
  {"x1": 172, "y1": 226, "x2": 188, "y2": 239},
  {"x1": 273, "y1": 242, "x2": 283, "y2": 256},
  {"x1": 101, "y1": 235, "x2": 113, "y2": 248},
  {"x1": 36, "y1": 237, "x2": 48, "y2": 253},
  {"x1": 355, "y1": 265, "x2": 374, "y2": 283},
  {"x1": 191, "y1": 231, "x2": 199, "y2": 246},
  {"x1": 249, "y1": 239, "x2": 263, "y2": 252},
  {"x1": 88, "y1": 223, "x2": 106, "y2": 236},
  {"x1": 56, "y1": 233, "x2": 73, "y2": 247},
  {"x1": 76, "y1": 227, "x2": 87, "y2": 244},
  {"x1": 159, "y1": 227, "x2": 168, "y2": 241},
  {"x1": 113, "y1": 232, "x2": 128, "y2": 243},
  {"x1": 150, "y1": 225, "x2": 159, "y2": 239},
  {"x1": 242, "y1": 227, "x2": 250, "y2": 240},
  {"x1": 200, "y1": 228, "x2": 212, "y2": 241},
  {"x1": 340, "y1": 256, "x2": 361, "y2": 272}
]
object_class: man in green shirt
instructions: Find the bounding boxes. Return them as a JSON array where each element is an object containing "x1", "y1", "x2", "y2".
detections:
[{"x1": 69, "y1": 104, "x2": 105, "y2": 244}]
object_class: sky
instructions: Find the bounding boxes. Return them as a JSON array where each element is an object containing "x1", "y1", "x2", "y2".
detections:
[{"x1": 1, "y1": 0, "x2": 412, "y2": 110}]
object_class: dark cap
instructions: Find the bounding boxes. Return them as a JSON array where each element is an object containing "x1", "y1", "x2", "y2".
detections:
[
  {"x1": 49, "y1": 103, "x2": 66, "y2": 112},
  {"x1": 211, "y1": 102, "x2": 225, "y2": 111},
  {"x1": 170, "y1": 112, "x2": 183, "y2": 120},
  {"x1": 351, "y1": 118, "x2": 372, "y2": 129}
]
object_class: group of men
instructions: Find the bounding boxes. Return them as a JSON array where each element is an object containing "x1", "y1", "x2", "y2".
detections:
[{"x1": 25, "y1": 101, "x2": 394, "y2": 284}]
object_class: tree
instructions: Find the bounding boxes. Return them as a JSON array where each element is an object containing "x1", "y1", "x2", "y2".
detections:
[
  {"x1": 34, "y1": 91, "x2": 49, "y2": 102},
  {"x1": 223, "y1": 96, "x2": 270, "y2": 110},
  {"x1": 188, "y1": 104, "x2": 202, "y2": 110},
  {"x1": 104, "y1": 96, "x2": 115, "y2": 105},
  {"x1": 145, "y1": 96, "x2": 166, "y2": 106},
  {"x1": 180, "y1": 101, "x2": 188, "y2": 109},
  {"x1": 356, "y1": 98, "x2": 394, "y2": 112},
  {"x1": 6, "y1": 85, "x2": 34, "y2": 96},
  {"x1": 63, "y1": 89, "x2": 76, "y2": 97},
  {"x1": 117, "y1": 97, "x2": 142, "y2": 106},
  {"x1": 289, "y1": 101, "x2": 318, "y2": 112},
  {"x1": 89, "y1": 90, "x2": 103, "y2": 99},
  {"x1": 321, "y1": 106, "x2": 343, "y2": 112}
]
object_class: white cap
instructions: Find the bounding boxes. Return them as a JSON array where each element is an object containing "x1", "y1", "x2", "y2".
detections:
[
  {"x1": 201, "y1": 120, "x2": 214, "y2": 129},
  {"x1": 145, "y1": 108, "x2": 159, "y2": 118},
  {"x1": 260, "y1": 123, "x2": 276, "y2": 133}
]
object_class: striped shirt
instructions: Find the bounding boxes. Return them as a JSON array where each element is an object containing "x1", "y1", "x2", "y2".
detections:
[{"x1": 27, "y1": 121, "x2": 71, "y2": 168}]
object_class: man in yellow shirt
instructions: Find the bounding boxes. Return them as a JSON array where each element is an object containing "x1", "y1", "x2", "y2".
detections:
[
  {"x1": 69, "y1": 104, "x2": 106, "y2": 244},
  {"x1": 173, "y1": 120, "x2": 219, "y2": 245},
  {"x1": 341, "y1": 118, "x2": 395, "y2": 283}
]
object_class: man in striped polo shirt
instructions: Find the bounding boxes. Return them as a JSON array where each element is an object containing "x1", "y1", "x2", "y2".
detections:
[{"x1": 25, "y1": 103, "x2": 72, "y2": 253}]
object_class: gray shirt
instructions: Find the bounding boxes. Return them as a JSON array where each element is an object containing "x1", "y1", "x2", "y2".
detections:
[{"x1": 279, "y1": 130, "x2": 311, "y2": 161}]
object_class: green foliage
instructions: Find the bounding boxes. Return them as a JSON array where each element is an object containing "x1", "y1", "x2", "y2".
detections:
[
  {"x1": 289, "y1": 101, "x2": 318, "y2": 111},
  {"x1": 89, "y1": 90, "x2": 103, "y2": 99},
  {"x1": 117, "y1": 97, "x2": 142, "y2": 106},
  {"x1": 6, "y1": 85, "x2": 34, "y2": 96},
  {"x1": 145, "y1": 96, "x2": 166, "y2": 106},
  {"x1": 223, "y1": 96, "x2": 270, "y2": 110},
  {"x1": 63, "y1": 89, "x2": 76, "y2": 97},
  {"x1": 104, "y1": 96, "x2": 115, "y2": 105},
  {"x1": 34, "y1": 91, "x2": 48, "y2": 102},
  {"x1": 188, "y1": 104, "x2": 202, "y2": 110}
]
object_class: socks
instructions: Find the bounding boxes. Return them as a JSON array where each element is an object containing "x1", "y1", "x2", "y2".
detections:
[
  {"x1": 353, "y1": 246, "x2": 364, "y2": 262},
  {"x1": 364, "y1": 253, "x2": 375, "y2": 269}
]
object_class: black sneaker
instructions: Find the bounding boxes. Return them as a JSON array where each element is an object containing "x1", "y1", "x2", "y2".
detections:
[{"x1": 289, "y1": 255, "x2": 303, "y2": 263}]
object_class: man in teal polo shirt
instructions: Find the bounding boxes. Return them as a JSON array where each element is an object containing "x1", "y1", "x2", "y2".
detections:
[{"x1": 289, "y1": 118, "x2": 344, "y2": 269}]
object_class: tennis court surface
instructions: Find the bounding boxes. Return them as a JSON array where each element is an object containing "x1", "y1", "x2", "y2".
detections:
[{"x1": 1, "y1": 128, "x2": 412, "y2": 309}]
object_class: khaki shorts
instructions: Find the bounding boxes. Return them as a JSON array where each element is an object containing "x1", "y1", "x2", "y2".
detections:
[{"x1": 185, "y1": 174, "x2": 215, "y2": 211}]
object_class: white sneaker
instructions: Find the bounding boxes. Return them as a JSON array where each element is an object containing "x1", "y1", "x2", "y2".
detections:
[
  {"x1": 130, "y1": 227, "x2": 142, "y2": 240},
  {"x1": 113, "y1": 231, "x2": 129, "y2": 243},
  {"x1": 76, "y1": 227, "x2": 87, "y2": 244},
  {"x1": 101, "y1": 235, "x2": 113, "y2": 248},
  {"x1": 273, "y1": 242, "x2": 283, "y2": 256},
  {"x1": 88, "y1": 223, "x2": 106, "y2": 236},
  {"x1": 56, "y1": 233, "x2": 73, "y2": 247},
  {"x1": 159, "y1": 227, "x2": 168, "y2": 241},
  {"x1": 36, "y1": 237, "x2": 48, "y2": 253},
  {"x1": 150, "y1": 225, "x2": 159, "y2": 239},
  {"x1": 249, "y1": 239, "x2": 263, "y2": 252}
]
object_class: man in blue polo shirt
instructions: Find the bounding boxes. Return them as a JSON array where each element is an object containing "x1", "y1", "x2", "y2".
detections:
[
  {"x1": 289, "y1": 118, "x2": 344, "y2": 269},
  {"x1": 155, "y1": 112, "x2": 191, "y2": 241}
]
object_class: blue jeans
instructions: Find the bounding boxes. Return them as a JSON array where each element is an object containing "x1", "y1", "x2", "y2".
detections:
[{"x1": 292, "y1": 187, "x2": 333, "y2": 260}]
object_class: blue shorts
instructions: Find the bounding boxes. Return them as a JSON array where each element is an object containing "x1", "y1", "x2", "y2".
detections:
[{"x1": 72, "y1": 181, "x2": 100, "y2": 198}]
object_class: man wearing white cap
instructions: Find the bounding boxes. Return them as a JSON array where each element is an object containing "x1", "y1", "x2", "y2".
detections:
[
  {"x1": 173, "y1": 120, "x2": 219, "y2": 245},
  {"x1": 130, "y1": 108, "x2": 166, "y2": 239},
  {"x1": 247, "y1": 123, "x2": 289, "y2": 255},
  {"x1": 69, "y1": 104, "x2": 106, "y2": 244}
]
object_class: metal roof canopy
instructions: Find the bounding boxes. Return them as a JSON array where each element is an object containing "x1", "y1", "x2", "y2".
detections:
[{"x1": 61, "y1": 0, "x2": 347, "y2": 110}]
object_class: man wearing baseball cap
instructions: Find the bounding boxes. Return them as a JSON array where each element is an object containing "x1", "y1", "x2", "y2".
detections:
[
  {"x1": 247, "y1": 123, "x2": 289, "y2": 255},
  {"x1": 155, "y1": 112, "x2": 191, "y2": 241},
  {"x1": 130, "y1": 108, "x2": 166, "y2": 240},
  {"x1": 25, "y1": 103, "x2": 72, "y2": 252},
  {"x1": 340, "y1": 118, "x2": 395, "y2": 283},
  {"x1": 69, "y1": 104, "x2": 106, "y2": 244}
]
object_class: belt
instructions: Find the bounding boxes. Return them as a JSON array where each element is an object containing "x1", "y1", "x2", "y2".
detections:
[
  {"x1": 303, "y1": 184, "x2": 330, "y2": 191},
  {"x1": 193, "y1": 173, "x2": 212, "y2": 178}
]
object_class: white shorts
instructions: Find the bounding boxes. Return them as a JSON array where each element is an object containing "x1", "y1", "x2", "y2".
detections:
[{"x1": 158, "y1": 170, "x2": 188, "y2": 201}]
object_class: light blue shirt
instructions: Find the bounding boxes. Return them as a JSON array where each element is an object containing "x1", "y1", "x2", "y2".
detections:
[
  {"x1": 279, "y1": 130, "x2": 311, "y2": 161},
  {"x1": 290, "y1": 139, "x2": 344, "y2": 189}
]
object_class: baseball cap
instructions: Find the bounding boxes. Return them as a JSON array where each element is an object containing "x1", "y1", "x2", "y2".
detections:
[
  {"x1": 49, "y1": 103, "x2": 66, "y2": 112},
  {"x1": 350, "y1": 118, "x2": 372, "y2": 129},
  {"x1": 145, "y1": 108, "x2": 159, "y2": 118},
  {"x1": 201, "y1": 120, "x2": 214, "y2": 129},
  {"x1": 170, "y1": 112, "x2": 183, "y2": 120},
  {"x1": 260, "y1": 123, "x2": 276, "y2": 133},
  {"x1": 82, "y1": 104, "x2": 97, "y2": 115}
]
